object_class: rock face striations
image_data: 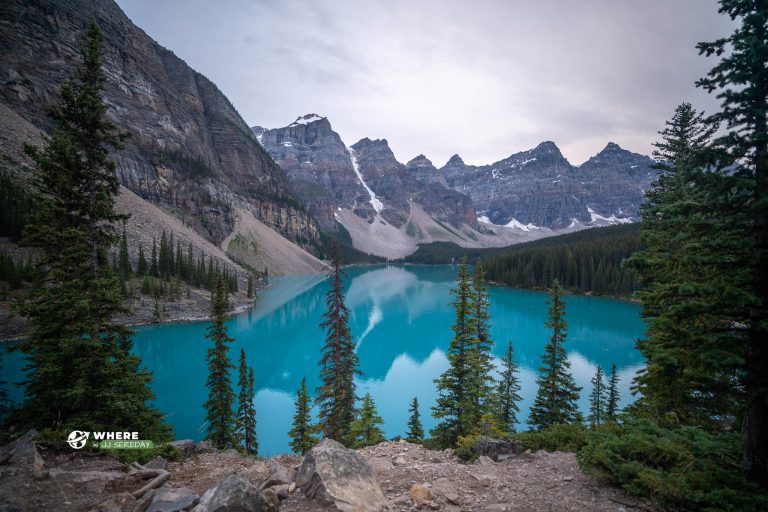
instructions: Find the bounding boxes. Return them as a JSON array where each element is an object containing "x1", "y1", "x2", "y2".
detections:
[
  {"x1": 434, "y1": 141, "x2": 656, "y2": 229},
  {"x1": 0, "y1": 0, "x2": 319, "y2": 252}
]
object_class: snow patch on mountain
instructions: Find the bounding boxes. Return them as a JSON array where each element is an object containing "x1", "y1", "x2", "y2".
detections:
[
  {"x1": 348, "y1": 147, "x2": 383, "y2": 213},
  {"x1": 587, "y1": 206, "x2": 632, "y2": 225},
  {"x1": 504, "y1": 218, "x2": 542, "y2": 232},
  {"x1": 289, "y1": 114, "x2": 324, "y2": 126}
]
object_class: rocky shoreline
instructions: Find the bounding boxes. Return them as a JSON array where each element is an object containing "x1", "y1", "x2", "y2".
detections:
[{"x1": 0, "y1": 434, "x2": 655, "y2": 512}]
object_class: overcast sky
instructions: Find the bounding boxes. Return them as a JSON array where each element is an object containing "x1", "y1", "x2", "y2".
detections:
[{"x1": 115, "y1": 0, "x2": 735, "y2": 166}]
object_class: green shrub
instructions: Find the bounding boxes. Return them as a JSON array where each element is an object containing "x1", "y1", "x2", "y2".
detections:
[
  {"x1": 577, "y1": 420, "x2": 768, "y2": 512},
  {"x1": 454, "y1": 414, "x2": 511, "y2": 461},
  {"x1": 515, "y1": 423, "x2": 593, "y2": 452}
]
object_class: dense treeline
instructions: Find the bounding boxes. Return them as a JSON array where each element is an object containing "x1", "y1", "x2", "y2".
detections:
[
  {"x1": 482, "y1": 224, "x2": 642, "y2": 296},
  {"x1": 128, "y1": 229, "x2": 239, "y2": 299}
]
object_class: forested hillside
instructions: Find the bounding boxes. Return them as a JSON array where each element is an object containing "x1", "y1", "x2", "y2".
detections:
[{"x1": 482, "y1": 224, "x2": 641, "y2": 296}]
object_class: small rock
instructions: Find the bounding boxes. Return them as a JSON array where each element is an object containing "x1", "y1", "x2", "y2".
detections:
[
  {"x1": 475, "y1": 455, "x2": 494, "y2": 466},
  {"x1": 271, "y1": 484, "x2": 290, "y2": 501},
  {"x1": 288, "y1": 482, "x2": 296, "y2": 493},
  {"x1": 221, "y1": 449, "x2": 240, "y2": 458},
  {"x1": 146, "y1": 487, "x2": 200, "y2": 512},
  {"x1": 262, "y1": 488, "x2": 280, "y2": 508},
  {"x1": 409, "y1": 484, "x2": 433, "y2": 504},
  {"x1": 259, "y1": 461, "x2": 293, "y2": 490},
  {"x1": 391, "y1": 455, "x2": 408, "y2": 466},
  {"x1": 562, "y1": 475, "x2": 574, "y2": 482},
  {"x1": 170, "y1": 440, "x2": 195, "y2": 457},
  {"x1": 144, "y1": 456, "x2": 168, "y2": 471},
  {"x1": 193, "y1": 474, "x2": 275, "y2": 512},
  {"x1": 444, "y1": 493, "x2": 462, "y2": 505},
  {"x1": 429, "y1": 502, "x2": 440, "y2": 510}
]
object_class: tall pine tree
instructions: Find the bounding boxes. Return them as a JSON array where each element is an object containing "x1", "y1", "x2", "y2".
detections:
[
  {"x1": 203, "y1": 278, "x2": 237, "y2": 448},
  {"x1": 316, "y1": 242, "x2": 360, "y2": 444},
  {"x1": 625, "y1": 102, "x2": 743, "y2": 427},
  {"x1": 431, "y1": 257, "x2": 477, "y2": 447},
  {"x1": 696, "y1": 0, "x2": 768, "y2": 485},
  {"x1": 406, "y1": 396, "x2": 424, "y2": 443},
  {"x1": 236, "y1": 348, "x2": 258, "y2": 455},
  {"x1": 469, "y1": 263, "x2": 496, "y2": 420},
  {"x1": 588, "y1": 366, "x2": 607, "y2": 427},
  {"x1": 529, "y1": 280, "x2": 581, "y2": 429},
  {"x1": 606, "y1": 363, "x2": 620, "y2": 423},
  {"x1": 494, "y1": 340, "x2": 522, "y2": 433},
  {"x1": 289, "y1": 377, "x2": 318, "y2": 454},
  {"x1": 11, "y1": 21, "x2": 169, "y2": 440}
]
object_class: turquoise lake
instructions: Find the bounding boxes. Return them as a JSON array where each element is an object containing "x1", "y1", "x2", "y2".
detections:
[{"x1": 1, "y1": 264, "x2": 646, "y2": 456}]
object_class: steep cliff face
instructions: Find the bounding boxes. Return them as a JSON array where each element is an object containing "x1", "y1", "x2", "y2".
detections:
[
  {"x1": 258, "y1": 114, "x2": 370, "y2": 232},
  {"x1": 437, "y1": 141, "x2": 656, "y2": 229},
  {"x1": 257, "y1": 115, "x2": 478, "y2": 233},
  {"x1": 0, "y1": 0, "x2": 320, "y2": 251}
]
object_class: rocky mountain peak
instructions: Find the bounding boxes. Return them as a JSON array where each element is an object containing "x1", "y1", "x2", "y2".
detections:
[
  {"x1": 446, "y1": 154, "x2": 465, "y2": 166},
  {"x1": 534, "y1": 141, "x2": 562, "y2": 155},
  {"x1": 406, "y1": 154, "x2": 433, "y2": 168},
  {"x1": 351, "y1": 138, "x2": 395, "y2": 161}
]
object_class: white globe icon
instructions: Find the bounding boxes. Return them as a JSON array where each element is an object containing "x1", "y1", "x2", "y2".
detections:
[{"x1": 67, "y1": 430, "x2": 89, "y2": 449}]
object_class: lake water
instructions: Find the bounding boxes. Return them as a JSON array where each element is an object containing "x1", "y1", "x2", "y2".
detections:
[{"x1": 1, "y1": 264, "x2": 646, "y2": 456}]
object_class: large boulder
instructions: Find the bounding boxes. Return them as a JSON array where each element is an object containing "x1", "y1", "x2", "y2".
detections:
[
  {"x1": 475, "y1": 438, "x2": 523, "y2": 461},
  {"x1": 193, "y1": 474, "x2": 275, "y2": 512},
  {"x1": 296, "y1": 438, "x2": 386, "y2": 512},
  {"x1": 170, "y1": 440, "x2": 195, "y2": 458}
]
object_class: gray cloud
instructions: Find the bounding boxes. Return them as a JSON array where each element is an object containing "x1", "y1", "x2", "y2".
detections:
[{"x1": 116, "y1": 0, "x2": 735, "y2": 165}]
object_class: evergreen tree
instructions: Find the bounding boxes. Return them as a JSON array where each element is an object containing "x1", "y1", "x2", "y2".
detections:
[
  {"x1": 316, "y1": 242, "x2": 360, "y2": 444},
  {"x1": 137, "y1": 245, "x2": 148, "y2": 276},
  {"x1": 289, "y1": 377, "x2": 319, "y2": 454},
  {"x1": 529, "y1": 280, "x2": 582, "y2": 429},
  {"x1": 118, "y1": 221, "x2": 131, "y2": 280},
  {"x1": 236, "y1": 348, "x2": 258, "y2": 455},
  {"x1": 431, "y1": 257, "x2": 477, "y2": 447},
  {"x1": 494, "y1": 340, "x2": 522, "y2": 433},
  {"x1": 469, "y1": 263, "x2": 495, "y2": 417},
  {"x1": 406, "y1": 396, "x2": 424, "y2": 443},
  {"x1": 203, "y1": 278, "x2": 237, "y2": 448},
  {"x1": 150, "y1": 237, "x2": 158, "y2": 277},
  {"x1": 696, "y1": 0, "x2": 768, "y2": 485},
  {"x1": 247, "y1": 275, "x2": 253, "y2": 299},
  {"x1": 606, "y1": 363, "x2": 620, "y2": 423},
  {"x1": 347, "y1": 393, "x2": 386, "y2": 448},
  {"x1": 9, "y1": 22, "x2": 169, "y2": 440},
  {"x1": 625, "y1": 102, "x2": 743, "y2": 428},
  {"x1": 588, "y1": 366, "x2": 607, "y2": 427}
]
